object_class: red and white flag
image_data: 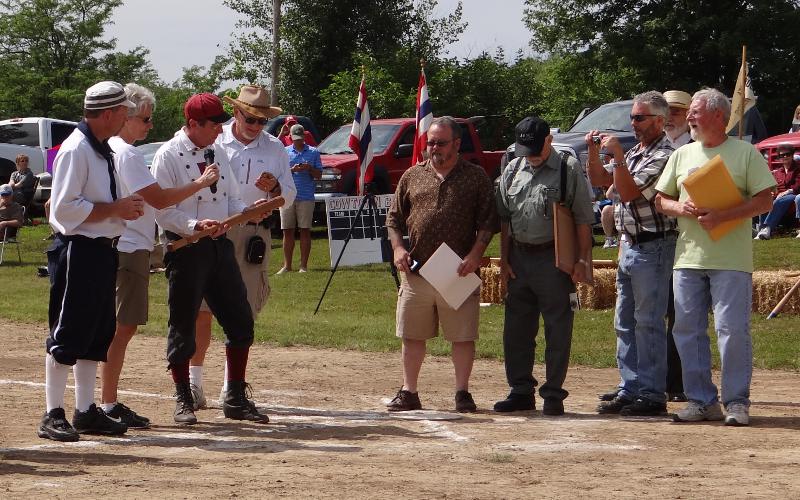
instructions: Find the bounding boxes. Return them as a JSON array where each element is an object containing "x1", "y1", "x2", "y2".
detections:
[
  {"x1": 349, "y1": 77, "x2": 374, "y2": 195},
  {"x1": 412, "y1": 67, "x2": 432, "y2": 164}
]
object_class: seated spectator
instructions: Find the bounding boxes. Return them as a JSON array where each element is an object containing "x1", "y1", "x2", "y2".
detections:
[
  {"x1": 0, "y1": 184, "x2": 24, "y2": 239},
  {"x1": 755, "y1": 144, "x2": 800, "y2": 240},
  {"x1": 8, "y1": 154, "x2": 35, "y2": 206}
]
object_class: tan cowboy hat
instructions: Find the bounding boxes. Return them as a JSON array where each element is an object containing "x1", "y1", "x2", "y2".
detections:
[{"x1": 223, "y1": 85, "x2": 282, "y2": 119}]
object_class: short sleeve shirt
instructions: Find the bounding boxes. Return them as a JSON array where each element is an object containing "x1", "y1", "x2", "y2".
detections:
[
  {"x1": 286, "y1": 144, "x2": 323, "y2": 201},
  {"x1": 10, "y1": 169, "x2": 35, "y2": 193},
  {"x1": 386, "y1": 158, "x2": 497, "y2": 263},
  {"x1": 655, "y1": 138, "x2": 776, "y2": 272},
  {"x1": 496, "y1": 148, "x2": 595, "y2": 244},
  {"x1": 110, "y1": 136, "x2": 157, "y2": 253}
]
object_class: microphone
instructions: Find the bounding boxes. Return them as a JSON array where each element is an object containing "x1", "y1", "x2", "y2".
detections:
[{"x1": 204, "y1": 148, "x2": 218, "y2": 194}]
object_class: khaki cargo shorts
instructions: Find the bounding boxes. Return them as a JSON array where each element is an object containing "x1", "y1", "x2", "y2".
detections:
[{"x1": 116, "y1": 249, "x2": 151, "y2": 326}]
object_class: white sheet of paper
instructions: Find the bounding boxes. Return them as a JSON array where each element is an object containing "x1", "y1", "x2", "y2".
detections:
[{"x1": 418, "y1": 243, "x2": 481, "y2": 310}]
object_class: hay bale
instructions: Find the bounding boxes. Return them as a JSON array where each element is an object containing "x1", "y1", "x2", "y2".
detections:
[
  {"x1": 577, "y1": 268, "x2": 616, "y2": 310},
  {"x1": 752, "y1": 271, "x2": 800, "y2": 315},
  {"x1": 480, "y1": 262, "x2": 505, "y2": 304}
]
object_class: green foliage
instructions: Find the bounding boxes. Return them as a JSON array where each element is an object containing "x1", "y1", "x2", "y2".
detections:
[{"x1": 523, "y1": 0, "x2": 800, "y2": 134}]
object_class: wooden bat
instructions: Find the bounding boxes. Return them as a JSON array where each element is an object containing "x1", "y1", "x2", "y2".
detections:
[
  {"x1": 767, "y1": 275, "x2": 800, "y2": 319},
  {"x1": 166, "y1": 196, "x2": 285, "y2": 252}
]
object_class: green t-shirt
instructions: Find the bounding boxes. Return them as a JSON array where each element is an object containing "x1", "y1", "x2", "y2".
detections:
[{"x1": 655, "y1": 137, "x2": 775, "y2": 273}]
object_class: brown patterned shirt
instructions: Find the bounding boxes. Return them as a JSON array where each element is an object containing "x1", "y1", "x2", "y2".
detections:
[{"x1": 387, "y1": 158, "x2": 497, "y2": 263}]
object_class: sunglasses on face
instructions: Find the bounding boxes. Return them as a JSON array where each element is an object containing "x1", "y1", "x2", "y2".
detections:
[
  {"x1": 137, "y1": 115, "x2": 152, "y2": 124},
  {"x1": 426, "y1": 140, "x2": 452, "y2": 147},
  {"x1": 238, "y1": 110, "x2": 268, "y2": 125},
  {"x1": 777, "y1": 152, "x2": 793, "y2": 159},
  {"x1": 630, "y1": 114, "x2": 657, "y2": 122}
]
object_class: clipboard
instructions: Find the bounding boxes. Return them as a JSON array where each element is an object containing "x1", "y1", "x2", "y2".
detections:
[
  {"x1": 553, "y1": 201, "x2": 593, "y2": 284},
  {"x1": 681, "y1": 154, "x2": 745, "y2": 241}
]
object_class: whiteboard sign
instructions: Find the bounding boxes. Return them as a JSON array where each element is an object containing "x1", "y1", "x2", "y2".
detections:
[{"x1": 325, "y1": 194, "x2": 394, "y2": 267}]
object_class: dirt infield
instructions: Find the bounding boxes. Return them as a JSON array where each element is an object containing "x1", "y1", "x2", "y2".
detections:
[{"x1": 1, "y1": 321, "x2": 799, "y2": 499}]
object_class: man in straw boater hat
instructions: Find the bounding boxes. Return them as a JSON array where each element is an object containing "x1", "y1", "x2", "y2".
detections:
[
  {"x1": 663, "y1": 90, "x2": 693, "y2": 148},
  {"x1": 38, "y1": 81, "x2": 144, "y2": 441},
  {"x1": 152, "y1": 92, "x2": 276, "y2": 425},
  {"x1": 186, "y1": 85, "x2": 296, "y2": 412}
]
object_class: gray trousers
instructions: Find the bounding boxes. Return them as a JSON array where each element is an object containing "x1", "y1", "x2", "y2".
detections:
[{"x1": 503, "y1": 245, "x2": 575, "y2": 401}]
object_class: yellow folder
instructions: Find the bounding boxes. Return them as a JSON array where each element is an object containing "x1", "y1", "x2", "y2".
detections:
[{"x1": 681, "y1": 154, "x2": 745, "y2": 241}]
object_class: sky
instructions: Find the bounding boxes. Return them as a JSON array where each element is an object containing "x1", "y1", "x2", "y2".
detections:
[{"x1": 108, "y1": 0, "x2": 532, "y2": 84}]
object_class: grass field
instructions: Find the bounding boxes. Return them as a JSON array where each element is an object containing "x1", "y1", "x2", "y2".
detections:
[{"x1": 1, "y1": 221, "x2": 798, "y2": 370}]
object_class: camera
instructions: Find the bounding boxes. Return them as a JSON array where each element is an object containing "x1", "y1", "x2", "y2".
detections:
[{"x1": 592, "y1": 135, "x2": 601, "y2": 145}]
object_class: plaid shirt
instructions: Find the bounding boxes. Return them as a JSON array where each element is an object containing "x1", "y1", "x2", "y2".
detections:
[{"x1": 609, "y1": 133, "x2": 676, "y2": 236}]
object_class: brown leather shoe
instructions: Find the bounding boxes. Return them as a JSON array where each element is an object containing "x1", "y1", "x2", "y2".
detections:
[
  {"x1": 387, "y1": 389, "x2": 421, "y2": 411},
  {"x1": 455, "y1": 390, "x2": 477, "y2": 413}
]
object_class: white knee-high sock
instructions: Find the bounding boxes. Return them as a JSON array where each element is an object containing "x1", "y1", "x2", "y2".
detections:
[
  {"x1": 45, "y1": 354, "x2": 70, "y2": 412},
  {"x1": 73, "y1": 359, "x2": 97, "y2": 412},
  {"x1": 189, "y1": 365, "x2": 204, "y2": 388}
]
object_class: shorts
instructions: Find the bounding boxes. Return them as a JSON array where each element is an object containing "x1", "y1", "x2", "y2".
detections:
[
  {"x1": 395, "y1": 271, "x2": 479, "y2": 342},
  {"x1": 116, "y1": 249, "x2": 151, "y2": 325},
  {"x1": 280, "y1": 200, "x2": 315, "y2": 229}
]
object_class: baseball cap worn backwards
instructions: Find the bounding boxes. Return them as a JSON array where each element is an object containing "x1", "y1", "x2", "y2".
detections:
[
  {"x1": 184, "y1": 93, "x2": 231, "y2": 123},
  {"x1": 84, "y1": 81, "x2": 136, "y2": 110},
  {"x1": 515, "y1": 116, "x2": 550, "y2": 156}
]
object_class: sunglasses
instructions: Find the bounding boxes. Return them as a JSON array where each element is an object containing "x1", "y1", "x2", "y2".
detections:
[
  {"x1": 426, "y1": 140, "x2": 452, "y2": 147},
  {"x1": 630, "y1": 114, "x2": 657, "y2": 122},
  {"x1": 238, "y1": 110, "x2": 268, "y2": 125},
  {"x1": 137, "y1": 116, "x2": 152, "y2": 124},
  {"x1": 777, "y1": 152, "x2": 793, "y2": 159}
]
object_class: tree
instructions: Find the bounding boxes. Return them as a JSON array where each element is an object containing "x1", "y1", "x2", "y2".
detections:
[{"x1": 523, "y1": 0, "x2": 800, "y2": 134}]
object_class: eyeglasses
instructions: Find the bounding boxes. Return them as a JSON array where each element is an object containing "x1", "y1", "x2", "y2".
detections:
[
  {"x1": 426, "y1": 140, "x2": 452, "y2": 147},
  {"x1": 777, "y1": 152, "x2": 793, "y2": 159},
  {"x1": 136, "y1": 116, "x2": 152, "y2": 124},
  {"x1": 630, "y1": 114, "x2": 657, "y2": 122}
]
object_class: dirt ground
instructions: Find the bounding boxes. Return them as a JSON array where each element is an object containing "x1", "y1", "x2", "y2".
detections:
[{"x1": 1, "y1": 321, "x2": 799, "y2": 499}]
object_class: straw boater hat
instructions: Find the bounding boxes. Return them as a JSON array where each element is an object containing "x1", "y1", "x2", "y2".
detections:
[
  {"x1": 223, "y1": 85, "x2": 282, "y2": 119},
  {"x1": 663, "y1": 90, "x2": 692, "y2": 109}
]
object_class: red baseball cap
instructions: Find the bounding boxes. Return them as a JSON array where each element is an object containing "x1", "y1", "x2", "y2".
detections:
[
  {"x1": 285, "y1": 115, "x2": 298, "y2": 126},
  {"x1": 184, "y1": 93, "x2": 231, "y2": 123}
]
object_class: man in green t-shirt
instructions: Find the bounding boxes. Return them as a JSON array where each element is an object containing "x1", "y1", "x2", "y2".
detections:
[{"x1": 655, "y1": 88, "x2": 775, "y2": 427}]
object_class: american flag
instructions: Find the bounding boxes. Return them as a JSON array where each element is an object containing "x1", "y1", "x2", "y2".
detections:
[
  {"x1": 349, "y1": 76, "x2": 374, "y2": 195},
  {"x1": 412, "y1": 67, "x2": 432, "y2": 164}
]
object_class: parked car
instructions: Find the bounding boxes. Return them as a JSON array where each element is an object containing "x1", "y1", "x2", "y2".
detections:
[
  {"x1": 501, "y1": 100, "x2": 638, "y2": 171},
  {"x1": 0, "y1": 117, "x2": 77, "y2": 210},
  {"x1": 755, "y1": 132, "x2": 800, "y2": 169},
  {"x1": 312, "y1": 116, "x2": 507, "y2": 222},
  {"x1": 135, "y1": 141, "x2": 165, "y2": 169}
]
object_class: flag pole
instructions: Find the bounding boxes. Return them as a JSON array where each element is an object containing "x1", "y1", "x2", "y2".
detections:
[{"x1": 738, "y1": 45, "x2": 746, "y2": 140}]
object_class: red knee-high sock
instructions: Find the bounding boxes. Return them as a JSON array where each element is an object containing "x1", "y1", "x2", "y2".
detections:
[
  {"x1": 226, "y1": 346, "x2": 249, "y2": 382},
  {"x1": 170, "y1": 359, "x2": 190, "y2": 384}
]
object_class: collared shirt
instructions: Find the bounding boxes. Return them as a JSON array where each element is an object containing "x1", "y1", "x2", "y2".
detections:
[
  {"x1": 217, "y1": 124, "x2": 296, "y2": 207},
  {"x1": 286, "y1": 143, "x2": 323, "y2": 201},
  {"x1": 10, "y1": 169, "x2": 35, "y2": 193},
  {"x1": 668, "y1": 130, "x2": 692, "y2": 148},
  {"x1": 608, "y1": 133, "x2": 676, "y2": 236},
  {"x1": 386, "y1": 158, "x2": 497, "y2": 264},
  {"x1": 110, "y1": 136, "x2": 157, "y2": 253},
  {"x1": 771, "y1": 163, "x2": 800, "y2": 194},
  {"x1": 496, "y1": 147, "x2": 595, "y2": 244},
  {"x1": 49, "y1": 126, "x2": 124, "y2": 238},
  {"x1": 152, "y1": 128, "x2": 247, "y2": 240}
]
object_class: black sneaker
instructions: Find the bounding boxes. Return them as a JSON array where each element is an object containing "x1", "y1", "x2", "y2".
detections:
[
  {"x1": 105, "y1": 403, "x2": 151, "y2": 429},
  {"x1": 72, "y1": 403, "x2": 128, "y2": 435},
  {"x1": 174, "y1": 382, "x2": 197, "y2": 425},
  {"x1": 598, "y1": 388, "x2": 621, "y2": 401},
  {"x1": 619, "y1": 397, "x2": 668, "y2": 416},
  {"x1": 542, "y1": 398, "x2": 565, "y2": 416},
  {"x1": 455, "y1": 390, "x2": 477, "y2": 413},
  {"x1": 597, "y1": 395, "x2": 634, "y2": 414},
  {"x1": 668, "y1": 392, "x2": 688, "y2": 402},
  {"x1": 387, "y1": 389, "x2": 422, "y2": 412},
  {"x1": 222, "y1": 381, "x2": 269, "y2": 423},
  {"x1": 37, "y1": 408, "x2": 79, "y2": 442},
  {"x1": 493, "y1": 393, "x2": 535, "y2": 412}
]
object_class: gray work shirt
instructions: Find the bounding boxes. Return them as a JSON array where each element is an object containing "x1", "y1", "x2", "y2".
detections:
[{"x1": 496, "y1": 147, "x2": 595, "y2": 245}]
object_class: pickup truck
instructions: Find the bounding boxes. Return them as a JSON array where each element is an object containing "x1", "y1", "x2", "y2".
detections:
[
  {"x1": 313, "y1": 116, "x2": 506, "y2": 220},
  {"x1": 0, "y1": 117, "x2": 78, "y2": 209}
]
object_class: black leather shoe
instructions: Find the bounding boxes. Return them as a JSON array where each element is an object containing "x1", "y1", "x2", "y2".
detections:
[
  {"x1": 597, "y1": 395, "x2": 633, "y2": 414},
  {"x1": 598, "y1": 388, "x2": 621, "y2": 401},
  {"x1": 619, "y1": 397, "x2": 668, "y2": 416},
  {"x1": 455, "y1": 390, "x2": 477, "y2": 413},
  {"x1": 223, "y1": 381, "x2": 269, "y2": 423},
  {"x1": 493, "y1": 393, "x2": 535, "y2": 412},
  {"x1": 174, "y1": 382, "x2": 197, "y2": 425},
  {"x1": 542, "y1": 398, "x2": 564, "y2": 416},
  {"x1": 668, "y1": 392, "x2": 688, "y2": 402}
]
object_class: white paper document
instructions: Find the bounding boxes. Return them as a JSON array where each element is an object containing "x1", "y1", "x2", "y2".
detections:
[{"x1": 418, "y1": 243, "x2": 482, "y2": 310}]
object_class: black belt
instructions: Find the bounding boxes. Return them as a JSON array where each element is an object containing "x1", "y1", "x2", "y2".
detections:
[
  {"x1": 513, "y1": 239, "x2": 554, "y2": 252},
  {"x1": 56, "y1": 233, "x2": 119, "y2": 248},
  {"x1": 626, "y1": 230, "x2": 678, "y2": 244}
]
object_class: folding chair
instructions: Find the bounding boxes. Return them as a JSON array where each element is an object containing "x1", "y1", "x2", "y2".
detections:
[
  {"x1": 0, "y1": 206, "x2": 24, "y2": 264},
  {"x1": 22, "y1": 176, "x2": 40, "y2": 225}
]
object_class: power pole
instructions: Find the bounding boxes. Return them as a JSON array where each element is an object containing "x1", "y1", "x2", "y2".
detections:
[{"x1": 271, "y1": 0, "x2": 281, "y2": 105}]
